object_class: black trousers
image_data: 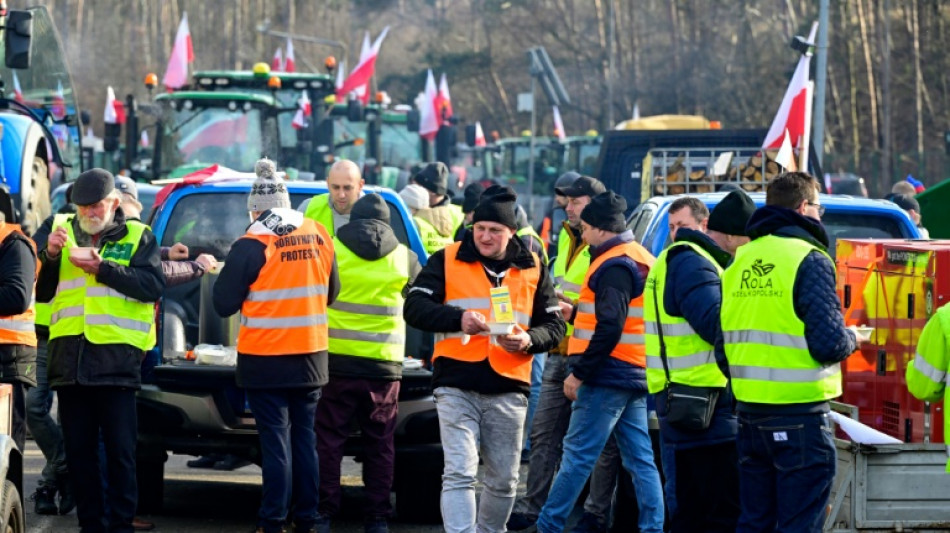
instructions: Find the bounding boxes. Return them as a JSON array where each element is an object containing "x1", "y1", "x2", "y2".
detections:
[
  {"x1": 58, "y1": 386, "x2": 138, "y2": 533},
  {"x1": 671, "y1": 441, "x2": 740, "y2": 533}
]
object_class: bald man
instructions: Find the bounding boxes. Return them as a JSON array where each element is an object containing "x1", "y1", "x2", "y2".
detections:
[{"x1": 303, "y1": 160, "x2": 366, "y2": 236}]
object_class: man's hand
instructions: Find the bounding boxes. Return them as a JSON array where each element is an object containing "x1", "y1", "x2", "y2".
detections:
[
  {"x1": 563, "y1": 373, "x2": 583, "y2": 401},
  {"x1": 195, "y1": 254, "x2": 217, "y2": 272},
  {"x1": 168, "y1": 242, "x2": 189, "y2": 260},
  {"x1": 46, "y1": 227, "x2": 68, "y2": 258},
  {"x1": 498, "y1": 325, "x2": 531, "y2": 353},
  {"x1": 68, "y1": 248, "x2": 103, "y2": 275},
  {"x1": 558, "y1": 300, "x2": 574, "y2": 318},
  {"x1": 461, "y1": 310, "x2": 490, "y2": 335}
]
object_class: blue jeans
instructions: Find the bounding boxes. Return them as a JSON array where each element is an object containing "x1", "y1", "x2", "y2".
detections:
[
  {"x1": 25, "y1": 334, "x2": 67, "y2": 488},
  {"x1": 434, "y1": 386, "x2": 527, "y2": 533},
  {"x1": 735, "y1": 412, "x2": 835, "y2": 533},
  {"x1": 248, "y1": 387, "x2": 322, "y2": 533},
  {"x1": 537, "y1": 385, "x2": 664, "y2": 533},
  {"x1": 524, "y1": 352, "x2": 547, "y2": 452}
]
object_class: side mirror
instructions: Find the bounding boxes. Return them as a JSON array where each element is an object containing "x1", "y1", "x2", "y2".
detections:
[
  {"x1": 103, "y1": 122, "x2": 121, "y2": 152},
  {"x1": 465, "y1": 124, "x2": 477, "y2": 147},
  {"x1": 0, "y1": 184, "x2": 15, "y2": 224},
  {"x1": 4, "y1": 10, "x2": 33, "y2": 70},
  {"x1": 346, "y1": 99, "x2": 363, "y2": 122},
  {"x1": 406, "y1": 110, "x2": 420, "y2": 133}
]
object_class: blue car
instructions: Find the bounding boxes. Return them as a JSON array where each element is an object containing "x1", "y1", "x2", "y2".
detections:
[{"x1": 627, "y1": 192, "x2": 922, "y2": 258}]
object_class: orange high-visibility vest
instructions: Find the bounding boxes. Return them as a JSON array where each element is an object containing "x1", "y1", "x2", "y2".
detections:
[
  {"x1": 568, "y1": 241, "x2": 655, "y2": 367},
  {"x1": 433, "y1": 241, "x2": 540, "y2": 384},
  {"x1": 0, "y1": 223, "x2": 37, "y2": 347},
  {"x1": 237, "y1": 211, "x2": 334, "y2": 356}
]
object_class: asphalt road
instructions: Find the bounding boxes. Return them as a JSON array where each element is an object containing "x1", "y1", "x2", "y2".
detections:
[{"x1": 22, "y1": 440, "x2": 453, "y2": 533}]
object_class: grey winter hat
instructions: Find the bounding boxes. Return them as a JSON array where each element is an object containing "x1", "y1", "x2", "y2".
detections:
[
  {"x1": 247, "y1": 158, "x2": 290, "y2": 212},
  {"x1": 414, "y1": 162, "x2": 449, "y2": 196}
]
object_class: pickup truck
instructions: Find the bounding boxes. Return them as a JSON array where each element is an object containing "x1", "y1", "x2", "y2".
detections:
[
  {"x1": 136, "y1": 177, "x2": 442, "y2": 522},
  {"x1": 626, "y1": 192, "x2": 922, "y2": 258}
]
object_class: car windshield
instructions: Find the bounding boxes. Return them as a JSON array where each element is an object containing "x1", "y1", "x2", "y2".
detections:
[
  {"x1": 162, "y1": 192, "x2": 410, "y2": 260},
  {"x1": 333, "y1": 116, "x2": 367, "y2": 163},
  {"x1": 570, "y1": 142, "x2": 601, "y2": 176},
  {"x1": 157, "y1": 105, "x2": 265, "y2": 174}
]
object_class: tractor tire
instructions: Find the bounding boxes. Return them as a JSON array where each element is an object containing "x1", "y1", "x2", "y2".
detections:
[{"x1": 23, "y1": 156, "x2": 50, "y2": 236}]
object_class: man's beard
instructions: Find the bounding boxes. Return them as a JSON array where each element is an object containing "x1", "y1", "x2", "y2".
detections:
[{"x1": 78, "y1": 210, "x2": 114, "y2": 235}]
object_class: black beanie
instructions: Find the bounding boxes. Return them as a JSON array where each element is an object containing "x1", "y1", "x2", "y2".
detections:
[
  {"x1": 350, "y1": 193, "x2": 391, "y2": 225},
  {"x1": 414, "y1": 162, "x2": 449, "y2": 196},
  {"x1": 462, "y1": 182, "x2": 485, "y2": 213},
  {"x1": 473, "y1": 185, "x2": 518, "y2": 230},
  {"x1": 72, "y1": 168, "x2": 115, "y2": 206},
  {"x1": 581, "y1": 191, "x2": 627, "y2": 233},
  {"x1": 707, "y1": 190, "x2": 756, "y2": 236}
]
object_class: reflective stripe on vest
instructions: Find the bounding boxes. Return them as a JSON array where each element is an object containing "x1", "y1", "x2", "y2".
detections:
[
  {"x1": 0, "y1": 224, "x2": 38, "y2": 346},
  {"x1": 238, "y1": 212, "x2": 334, "y2": 356},
  {"x1": 721, "y1": 235, "x2": 842, "y2": 404},
  {"x1": 567, "y1": 240, "x2": 655, "y2": 367},
  {"x1": 432, "y1": 241, "x2": 540, "y2": 384},
  {"x1": 303, "y1": 194, "x2": 337, "y2": 237},
  {"x1": 552, "y1": 225, "x2": 590, "y2": 337},
  {"x1": 644, "y1": 241, "x2": 726, "y2": 393},
  {"x1": 48, "y1": 214, "x2": 155, "y2": 350},
  {"x1": 327, "y1": 239, "x2": 409, "y2": 362}
]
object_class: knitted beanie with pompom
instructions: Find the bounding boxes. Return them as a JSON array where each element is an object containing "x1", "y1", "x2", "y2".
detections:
[{"x1": 247, "y1": 158, "x2": 290, "y2": 212}]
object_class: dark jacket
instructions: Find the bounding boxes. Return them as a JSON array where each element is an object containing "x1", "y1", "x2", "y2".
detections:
[
  {"x1": 159, "y1": 246, "x2": 207, "y2": 288},
  {"x1": 36, "y1": 209, "x2": 165, "y2": 389},
  {"x1": 737, "y1": 205, "x2": 857, "y2": 415},
  {"x1": 655, "y1": 228, "x2": 736, "y2": 448},
  {"x1": 213, "y1": 209, "x2": 340, "y2": 390},
  {"x1": 0, "y1": 230, "x2": 37, "y2": 386},
  {"x1": 567, "y1": 230, "x2": 649, "y2": 390},
  {"x1": 404, "y1": 232, "x2": 565, "y2": 395},
  {"x1": 329, "y1": 218, "x2": 421, "y2": 381}
]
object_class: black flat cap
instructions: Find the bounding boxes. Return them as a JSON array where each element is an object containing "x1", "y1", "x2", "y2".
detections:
[
  {"x1": 555, "y1": 175, "x2": 606, "y2": 198},
  {"x1": 72, "y1": 168, "x2": 115, "y2": 206}
]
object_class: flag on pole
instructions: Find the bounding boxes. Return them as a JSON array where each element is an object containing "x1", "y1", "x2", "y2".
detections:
[
  {"x1": 162, "y1": 12, "x2": 194, "y2": 90},
  {"x1": 140, "y1": 130, "x2": 150, "y2": 148},
  {"x1": 11, "y1": 72, "x2": 23, "y2": 102},
  {"x1": 335, "y1": 27, "x2": 390, "y2": 103},
  {"x1": 353, "y1": 32, "x2": 372, "y2": 103},
  {"x1": 762, "y1": 22, "x2": 818, "y2": 151},
  {"x1": 418, "y1": 70, "x2": 439, "y2": 141},
  {"x1": 334, "y1": 59, "x2": 347, "y2": 94},
  {"x1": 552, "y1": 105, "x2": 566, "y2": 141},
  {"x1": 284, "y1": 38, "x2": 296, "y2": 73},
  {"x1": 291, "y1": 91, "x2": 311, "y2": 130},
  {"x1": 774, "y1": 129, "x2": 797, "y2": 171},
  {"x1": 104, "y1": 86, "x2": 126, "y2": 125},
  {"x1": 434, "y1": 73, "x2": 453, "y2": 123},
  {"x1": 271, "y1": 47, "x2": 283, "y2": 72},
  {"x1": 51, "y1": 81, "x2": 66, "y2": 120},
  {"x1": 474, "y1": 122, "x2": 487, "y2": 147},
  {"x1": 906, "y1": 174, "x2": 926, "y2": 193}
]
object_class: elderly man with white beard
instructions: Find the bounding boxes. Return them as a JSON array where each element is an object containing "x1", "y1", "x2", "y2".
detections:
[{"x1": 36, "y1": 168, "x2": 164, "y2": 533}]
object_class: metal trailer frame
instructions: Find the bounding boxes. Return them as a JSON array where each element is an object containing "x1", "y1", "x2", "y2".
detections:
[{"x1": 826, "y1": 403, "x2": 950, "y2": 532}]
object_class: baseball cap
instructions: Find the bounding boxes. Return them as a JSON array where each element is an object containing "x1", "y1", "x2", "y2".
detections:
[{"x1": 115, "y1": 176, "x2": 139, "y2": 201}]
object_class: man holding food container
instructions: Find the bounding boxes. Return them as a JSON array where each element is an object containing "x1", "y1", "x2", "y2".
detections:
[{"x1": 35, "y1": 168, "x2": 165, "y2": 533}]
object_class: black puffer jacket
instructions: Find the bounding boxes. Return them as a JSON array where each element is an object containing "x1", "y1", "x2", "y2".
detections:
[
  {"x1": 329, "y1": 218, "x2": 421, "y2": 381},
  {"x1": 0, "y1": 230, "x2": 37, "y2": 386},
  {"x1": 36, "y1": 209, "x2": 165, "y2": 389}
]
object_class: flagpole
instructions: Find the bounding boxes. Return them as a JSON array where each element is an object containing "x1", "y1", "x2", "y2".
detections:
[{"x1": 527, "y1": 73, "x2": 537, "y2": 223}]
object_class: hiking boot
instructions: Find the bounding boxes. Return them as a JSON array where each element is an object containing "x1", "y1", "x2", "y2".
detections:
[
  {"x1": 569, "y1": 511, "x2": 607, "y2": 533},
  {"x1": 57, "y1": 473, "x2": 76, "y2": 515},
  {"x1": 364, "y1": 518, "x2": 390, "y2": 533},
  {"x1": 507, "y1": 512, "x2": 537, "y2": 531},
  {"x1": 31, "y1": 485, "x2": 57, "y2": 515},
  {"x1": 213, "y1": 454, "x2": 252, "y2": 471},
  {"x1": 314, "y1": 513, "x2": 331, "y2": 533},
  {"x1": 186, "y1": 454, "x2": 221, "y2": 468}
]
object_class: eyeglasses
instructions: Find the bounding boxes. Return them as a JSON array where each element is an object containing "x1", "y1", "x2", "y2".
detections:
[{"x1": 806, "y1": 201, "x2": 826, "y2": 217}]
